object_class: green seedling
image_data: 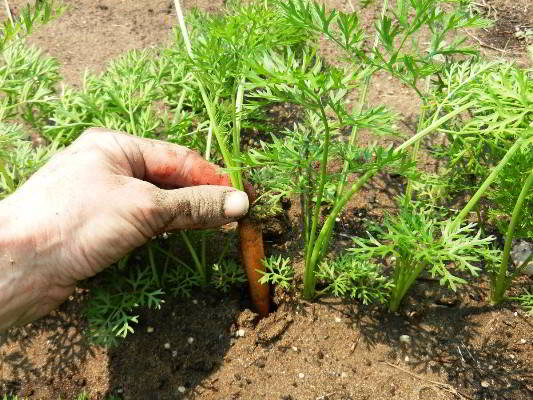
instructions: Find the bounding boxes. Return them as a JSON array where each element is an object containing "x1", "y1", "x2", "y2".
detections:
[
  {"x1": 0, "y1": 0, "x2": 64, "y2": 52},
  {"x1": 258, "y1": 255, "x2": 294, "y2": 290},
  {"x1": 0, "y1": 123, "x2": 57, "y2": 197},
  {"x1": 351, "y1": 203, "x2": 500, "y2": 312},
  {"x1": 316, "y1": 253, "x2": 392, "y2": 305},
  {"x1": 211, "y1": 259, "x2": 248, "y2": 293},
  {"x1": 512, "y1": 289, "x2": 533, "y2": 315}
]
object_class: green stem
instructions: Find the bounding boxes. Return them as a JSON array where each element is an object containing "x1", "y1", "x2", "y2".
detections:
[
  {"x1": 449, "y1": 136, "x2": 527, "y2": 233},
  {"x1": 491, "y1": 167, "x2": 533, "y2": 304},
  {"x1": 337, "y1": 0, "x2": 389, "y2": 198},
  {"x1": 303, "y1": 168, "x2": 377, "y2": 299},
  {"x1": 204, "y1": 94, "x2": 219, "y2": 161},
  {"x1": 404, "y1": 75, "x2": 431, "y2": 204},
  {"x1": 404, "y1": 106, "x2": 426, "y2": 202},
  {"x1": 201, "y1": 234, "x2": 207, "y2": 275},
  {"x1": 395, "y1": 100, "x2": 476, "y2": 153},
  {"x1": 172, "y1": 88, "x2": 187, "y2": 125},
  {"x1": 147, "y1": 246, "x2": 160, "y2": 287},
  {"x1": 303, "y1": 104, "x2": 331, "y2": 297},
  {"x1": 205, "y1": 123, "x2": 213, "y2": 160},
  {"x1": 389, "y1": 261, "x2": 426, "y2": 312},
  {"x1": 300, "y1": 130, "x2": 312, "y2": 263},
  {"x1": 173, "y1": 0, "x2": 239, "y2": 187},
  {"x1": 180, "y1": 231, "x2": 207, "y2": 286},
  {"x1": 152, "y1": 244, "x2": 197, "y2": 275},
  {"x1": 232, "y1": 80, "x2": 245, "y2": 190}
]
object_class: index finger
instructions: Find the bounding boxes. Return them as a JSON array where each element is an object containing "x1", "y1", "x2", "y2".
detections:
[
  {"x1": 89, "y1": 128, "x2": 233, "y2": 188},
  {"x1": 140, "y1": 140, "x2": 232, "y2": 188},
  {"x1": 132, "y1": 134, "x2": 258, "y2": 201}
]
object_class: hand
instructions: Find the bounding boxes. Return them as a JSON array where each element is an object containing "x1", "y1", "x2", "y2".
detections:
[{"x1": 0, "y1": 128, "x2": 249, "y2": 330}]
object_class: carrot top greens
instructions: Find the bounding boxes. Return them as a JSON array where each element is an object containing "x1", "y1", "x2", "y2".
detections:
[{"x1": 2, "y1": 0, "x2": 533, "y2": 344}]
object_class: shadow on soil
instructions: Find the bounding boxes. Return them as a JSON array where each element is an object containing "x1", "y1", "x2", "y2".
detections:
[
  {"x1": 319, "y1": 280, "x2": 533, "y2": 400},
  {"x1": 0, "y1": 289, "x2": 238, "y2": 399},
  {"x1": 105, "y1": 291, "x2": 239, "y2": 400},
  {"x1": 0, "y1": 295, "x2": 96, "y2": 397}
]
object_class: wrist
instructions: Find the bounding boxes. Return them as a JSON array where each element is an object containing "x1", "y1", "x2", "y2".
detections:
[
  {"x1": 0, "y1": 196, "x2": 38, "y2": 331},
  {"x1": 0, "y1": 193, "x2": 77, "y2": 331}
]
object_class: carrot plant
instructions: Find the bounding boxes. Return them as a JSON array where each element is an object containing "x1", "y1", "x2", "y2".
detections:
[
  {"x1": 35, "y1": 0, "x2": 314, "y2": 341},
  {"x1": 351, "y1": 203, "x2": 500, "y2": 312},
  {"x1": 350, "y1": 58, "x2": 533, "y2": 310},
  {"x1": 513, "y1": 290, "x2": 533, "y2": 315},
  {"x1": 428, "y1": 60, "x2": 533, "y2": 304},
  {"x1": 171, "y1": 0, "x2": 312, "y2": 314},
  {"x1": 259, "y1": 255, "x2": 294, "y2": 290},
  {"x1": 240, "y1": 0, "x2": 490, "y2": 300},
  {"x1": 316, "y1": 253, "x2": 393, "y2": 304},
  {"x1": 0, "y1": 0, "x2": 63, "y2": 197}
]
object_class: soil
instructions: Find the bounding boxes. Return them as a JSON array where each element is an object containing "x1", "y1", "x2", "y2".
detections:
[{"x1": 1, "y1": 0, "x2": 533, "y2": 399}]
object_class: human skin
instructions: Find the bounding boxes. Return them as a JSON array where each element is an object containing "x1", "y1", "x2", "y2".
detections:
[{"x1": 0, "y1": 128, "x2": 249, "y2": 331}]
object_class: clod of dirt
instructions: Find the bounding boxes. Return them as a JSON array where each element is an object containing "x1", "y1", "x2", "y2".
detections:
[
  {"x1": 435, "y1": 294, "x2": 460, "y2": 307},
  {"x1": 255, "y1": 312, "x2": 293, "y2": 345},
  {"x1": 236, "y1": 309, "x2": 259, "y2": 329},
  {"x1": 262, "y1": 214, "x2": 291, "y2": 244}
]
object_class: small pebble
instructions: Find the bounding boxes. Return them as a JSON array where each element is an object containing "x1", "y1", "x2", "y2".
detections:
[
  {"x1": 404, "y1": 356, "x2": 410, "y2": 362},
  {"x1": 334, "y1": 317, "x2": 342, "y2": 323},
  {"x1": 192, "y1": 299, "x2": 198, "y2": 305},
  {"x1": 291, "y1": 346, "x2": 298, "y2": 352},
  {"x1": 172, "y1": 350, "x2": 178, "y2": 358},
  {"x1": 298, "y1": 373, "x2": 305, "y2": 379},
  {"x1": 177, "y1": 386, "x2": 186, "y2": 393},
  {"x1": 520, "y1": 339, "x2": 527, "y2": 344},
  {"x1": 481, "y1": 380, "x2": 490, "y2": 388},
  {"x1": 341, "y1": 372, "x2": 347, "y2": 378},
  {"x1": 163, "y1": 342, "x2": 171, "y2": 350},
  {"x1": 187, "y1": 337, "x2": 194, "y2": 344},
  {"x1": 236, "y1": 329, "x2": 246, "y2": 338},
  {"x1": 146, "y1": 326, "x2": 155, "y2": 333},
  {"x1": 399, "y1": 335, "x2": 411, "y2": 344}
]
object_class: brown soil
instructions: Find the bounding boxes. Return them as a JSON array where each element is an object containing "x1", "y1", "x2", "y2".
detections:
[{"x1": 2, "y1": 1, "x2": 533, "y2": 399}]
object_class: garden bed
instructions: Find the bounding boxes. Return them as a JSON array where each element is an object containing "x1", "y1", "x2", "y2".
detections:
[{"x1": 1, "y1": 0, "x2": 533, "y2": 399}]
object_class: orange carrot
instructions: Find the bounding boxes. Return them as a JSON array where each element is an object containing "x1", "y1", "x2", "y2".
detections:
[
  {"x1": 156, "y1": 153, "x2": 270, "y2": 317},
  {"x1": 238, "y1": 216, "x2": 270, "y2": 317}
]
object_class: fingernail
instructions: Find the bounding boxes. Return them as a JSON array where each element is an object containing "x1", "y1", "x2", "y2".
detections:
[{"x1": 224, "y1": 191, "x2": 249, "y2": 218}]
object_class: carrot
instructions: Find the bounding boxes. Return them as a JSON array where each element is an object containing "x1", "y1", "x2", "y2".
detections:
[
  {"x1": 238, "y1": 216, "x2": 270, "y2": 317},
  {"x1": 150, "y1": 150, "x2": 271, "y2": 316}
]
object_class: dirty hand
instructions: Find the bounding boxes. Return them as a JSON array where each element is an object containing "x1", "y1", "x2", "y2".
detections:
[{"x1": 0, "y1": 128, "x2": 249, "y2": 331}]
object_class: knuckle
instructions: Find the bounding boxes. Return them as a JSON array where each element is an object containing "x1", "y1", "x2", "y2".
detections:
[
  {"x1": 142, "y1": 186, "x2": 173, "y2": 229},
  {"x1": 77, "y1": 128, "x2": 123, "y2": 148},
  {"x1": 188, "y1": 187, "x2": 225, "y2": 222}
]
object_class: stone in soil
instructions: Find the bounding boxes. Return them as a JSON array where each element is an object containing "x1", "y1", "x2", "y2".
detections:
[{"x1": 510, "y1": 239, "x2": 533, "y2": 276}]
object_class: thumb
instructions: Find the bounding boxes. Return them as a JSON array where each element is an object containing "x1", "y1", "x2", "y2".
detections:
[{"x1": 158, "y1": 185, "x2": 249, "y2": 230}]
